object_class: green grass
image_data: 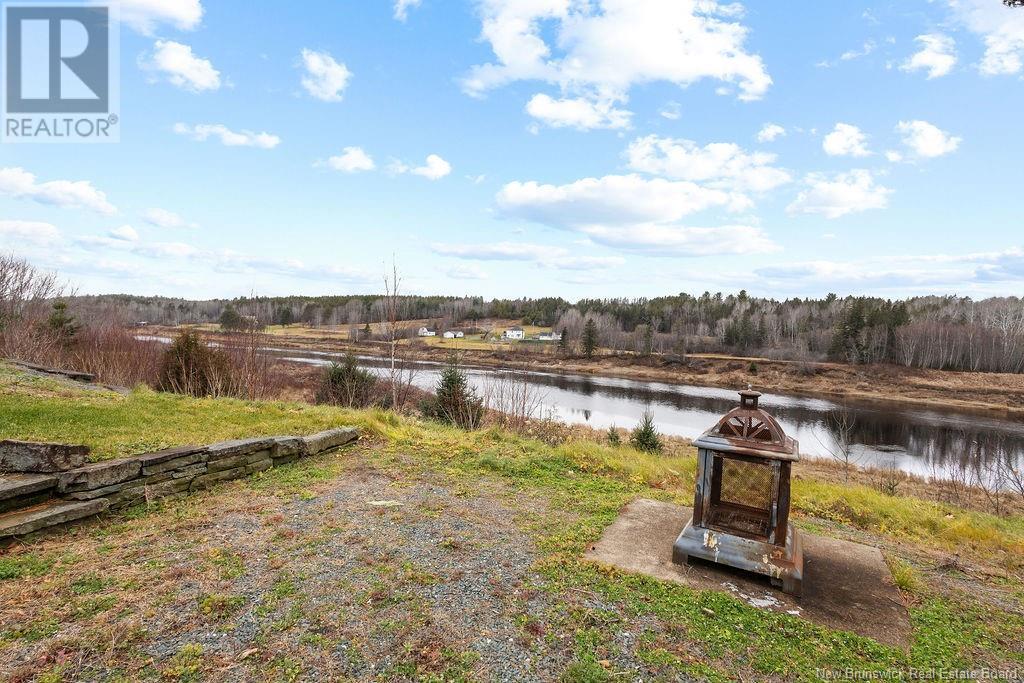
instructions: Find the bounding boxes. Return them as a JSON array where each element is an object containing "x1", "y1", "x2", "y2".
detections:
[{"x1": 0, "y1": 364, "x2": 371, "y2": 461}]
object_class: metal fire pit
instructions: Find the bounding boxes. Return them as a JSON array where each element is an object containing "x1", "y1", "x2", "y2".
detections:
[{"x1": 672, "y1": 389, "x2": 804, "y2": 595}]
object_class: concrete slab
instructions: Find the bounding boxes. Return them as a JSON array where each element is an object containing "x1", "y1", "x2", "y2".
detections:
[{"x1": 584, "y1": 498, "x2": 911, "y2": 649}]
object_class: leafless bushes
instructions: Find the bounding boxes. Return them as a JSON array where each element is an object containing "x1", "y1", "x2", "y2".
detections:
[
  {"x1": 67, "y1": 315, "x2": 163, "y2": 387},
  {"x1": 156, "y1": 329, "x2": 285, "y2": 399},
  {"x1": 482, "y1": 371, "x2": 547, "y2": 432}
]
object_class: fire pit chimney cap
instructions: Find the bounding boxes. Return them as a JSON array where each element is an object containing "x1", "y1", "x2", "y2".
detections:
[{"x1": 692, "y1": 388, "x2": 799, "y2": 461}]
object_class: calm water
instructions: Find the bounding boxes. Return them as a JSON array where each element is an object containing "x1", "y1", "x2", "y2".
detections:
[
  {"x1": 139, "y1": 335, "x2": 1024, "y2": 481},
  {"x1": 277, "y1": 349, "x2": 1024, "y2": 481}
]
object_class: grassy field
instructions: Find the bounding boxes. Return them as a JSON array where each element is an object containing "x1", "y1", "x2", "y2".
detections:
[{"x1": 1, "y1": 363, "x2": 1022, "y2": 681}]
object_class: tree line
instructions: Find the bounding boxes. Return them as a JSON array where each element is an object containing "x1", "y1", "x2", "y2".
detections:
[{"x1": 66, "y1": 289, "x2": 1024, "y2": 373}]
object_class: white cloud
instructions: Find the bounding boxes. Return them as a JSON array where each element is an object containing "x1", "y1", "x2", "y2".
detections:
[
  {"x1": 431, "y1": 241, "x2": 624, "y2": 270},
  {"x1": 117, "y1": 0, "x2": 203, "y2": 35},
  {"x1": 625, "y1": 135, "x2": 791, "y2": 194},
  {"x1": 577, "y1": 223, "x2": 779, "y2": 256},
  {"x1": 432, "y1": 242, "x2": 552, "y2": 261},
  {"x1": 300, "y1": 49, "x2": 351, "y2": 102},
  {"x1": 822, "y1": 123, "x2": 871, "y2": 157},
  {"x1": 756, "y1": 123, "x2": 785, "y2": 143},
  {"x1": 462, "y1": 0, "x2": 771, "y2": 131},
  {"x1": 109, "y1": 225, "x2": 139, "y2": 242},
  {"x1": 142, "y1": 208, "x2": 197, "y2": 229},
  {"x1": 494, "y1": 173, "x2": 777, "y2": 256},
  {"x1": 394, "y1": 154, "x2": 452, "y2": 180},
  {"x1": 949, "y1": 0, "x2": 1024, "y2": 75},
  {"x1": 841, "y1": 40, "x2": 876, "y2": 61},
  {"x1": 0, "y1": 220, "x2": 62, "y2": 247},
  {"x1": 394, "y1": 0, "x2": 422, "y2": 21},
  {"x1": 0, "y1": 167, "x2": 116, "y2": 215},
  {"x1": 173, "y1": 123, "x2": 281, "y2": 149},
  {"x1": 659, "y1": 102, "x2": 681, "y2": 120},
  {"x1": 749, "y1": 248, "x2": 1024, "y2": 293},
  {"x1": 525, "y1": 93, "x2": 632, "y2": 130},
  {"x1": 497, "y1": 174, "x2": 745, "y2": 229},
  {"x1": 896, "y1": 120, "x2": 961, "y2": 158},
  {"x1": 901, "y1": 34, "x2": 957, "y2": 79},
  {"x1": 326, "y1": 147, "x2": 376, "y2": 173},
  {"x1": 885, "y1": 150, "x2": 904, "y2": 163},
  {"x1": 141, "y1": 40, "x2": 221, "y2": 92},
  {"x1": 446, "y1": 264, "x2": 489, "y2": 280},
  {"x1": 787, "y1": 169, "x2": 892, "y2": 219}
]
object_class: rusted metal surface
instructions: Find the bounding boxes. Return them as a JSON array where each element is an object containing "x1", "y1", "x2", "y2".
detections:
[{"x1": 673, "y1": 389, "x2": 804, "y2": 596}]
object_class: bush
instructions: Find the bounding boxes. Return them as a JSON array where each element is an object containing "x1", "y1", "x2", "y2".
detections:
[
  {"x1": 158, "y1": 331, "x2": 230, "y2": 397},
  {"x1": 423, "y1": 357, "x2": 483, "y2": 429},
  {"x1": 607, "y1": 425, "x2": 621, "y2": 446},
  {"x1": 630, "y1": 411, "x2": 662, "y2": 453},
  {"x1": 316, "y1": 353, "x2": 382, "y2": 408}
]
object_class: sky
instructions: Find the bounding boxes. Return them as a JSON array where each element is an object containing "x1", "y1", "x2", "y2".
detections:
[{"x1": 2, "y1": 0, "x2": 1024, "y2": 302}]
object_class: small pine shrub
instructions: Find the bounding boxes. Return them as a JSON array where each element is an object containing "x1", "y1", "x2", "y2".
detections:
[
  {"x1": 158, "y1": 331, "x2": 230, "y2": 397},
  {"x1": 423, "y1": 357, "x2": 483, "y2": 429},
  {"x1": 630, "y1": 411, "x2": 662, "y2": 453},
  {"x1": 747, "y1": 361, "x2": 758, "y2": 374},
  {"x1": 316, "y1": 353, "x2": 381, "y2": 408},
  {"x1": 607, "y1": 425, "x2": 621, "y2": 446}
]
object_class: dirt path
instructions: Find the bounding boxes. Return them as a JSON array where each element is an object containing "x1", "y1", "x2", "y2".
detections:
[{"x1": 0, "y1": 448, "x2": 685, "y2": 682}]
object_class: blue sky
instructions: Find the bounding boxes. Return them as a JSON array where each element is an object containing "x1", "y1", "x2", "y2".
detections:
[{"x1": 2, "y1": 0, "x2": 1024, "y2": 301}]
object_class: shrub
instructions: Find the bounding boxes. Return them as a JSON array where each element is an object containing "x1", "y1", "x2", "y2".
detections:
[
  {"x1": 423, "y1": 357, "x2": 483, "y2": 429},
  {"x1": 747, "y1": 361, "x2": 758, "y2": 374},
  {"x1": 607, "y1": 425, "x2": 621, "y2": 446},
  {"x1": 316, "y1": 353, "x2": 382, "y2": 408},
  {"x1": 630, "y1": 411, "x2": 662, "y2": 453},
  {"x1": 158, "y1": 331, "x2": 230, "y2": 397}
]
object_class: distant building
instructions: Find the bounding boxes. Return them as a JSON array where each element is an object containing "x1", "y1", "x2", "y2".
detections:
[
  {"x1": 503, "y1": 326, "x2": 525, "y2": 340},
  {"x1": 418, "y1": 327, "x2": 436, "y2": 337},
  {"x1": 537, "y1": 331, "x2": 562, "y2": 341},
  {"x1": 443, "y1": 330, "x2": 465, "y2": 339}
]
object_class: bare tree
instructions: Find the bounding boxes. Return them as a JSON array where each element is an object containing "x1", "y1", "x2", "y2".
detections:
[
  {"x1": 0, "y1": 254, "x2": 67, "y2": 361},
  {"x1": 816, "y1": 406, "x2": 860, "y2": 482},
  {"x1": 380, "y1": 258, "x2": 418, "y2": 410}
]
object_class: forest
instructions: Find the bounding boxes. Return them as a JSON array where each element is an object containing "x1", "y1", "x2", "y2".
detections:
[{"x1": 65, "y1": 290, "x2": 1024, "y2": 374}]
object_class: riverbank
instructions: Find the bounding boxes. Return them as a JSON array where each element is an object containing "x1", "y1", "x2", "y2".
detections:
[
  {"x1": 1, "y1": 361, "x2": 1023, "y2": 680},
  {"x1": 150, "y1": 325, "x2": 1024, "y2": 417}
]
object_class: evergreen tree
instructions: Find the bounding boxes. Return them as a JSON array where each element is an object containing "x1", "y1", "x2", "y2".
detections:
[
  {"x1": 47, "y1": 300, "x2": 79, "y2": 345},
  {"x1": 582, "y1": 319, "x2": 599, "y2": 359},
  {"x1": 427, "y1": 356, "x2": 483, "y2": 429},
  {"x1": 630, "y1": 411, "x2": 662, "y2": 453},
  {"x1": 219, "y1": 305, "x2": 243, "y2": 331},
  {"x1": 557, "y1": 327, "x2": 569, "y2": 354}
]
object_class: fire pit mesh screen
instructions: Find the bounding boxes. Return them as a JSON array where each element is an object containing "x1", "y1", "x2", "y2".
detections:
[
  {"x1": 718, "y1": 458, "x2": 773, "y2": 510},
  {"x1": 706, "y1": 456, "x2": 775, "y2": 538}
]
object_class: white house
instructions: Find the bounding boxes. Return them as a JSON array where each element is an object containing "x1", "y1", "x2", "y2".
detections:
[
  {"x1": 443, "y1": 330, "x2": 465, "y2": 339},
  {"x1": 417, "y1": 326, "x2": 436, "y2": 337},
  {"x1": 503, "y1": 326, "x2": 525, "y2": 340},
  {"x1": 538, "y1": 331, "x2": 562, "y2": 342}
]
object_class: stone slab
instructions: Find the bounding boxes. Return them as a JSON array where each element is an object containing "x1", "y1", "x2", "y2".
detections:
[
  {"x1": 58, "y1": 458, "x2": 141, "y2": 493},
  {"x1": 271, "y1": 436, "x2": 309, "y2": 462},
  {"x1": 0, "y1": 440, "x2": 89, "y2": 473},
  {"x1": 141, "y1": 451, "x2": 207, "y2": 476},
  {"x1": 207, "y1": 438, "x2": 276, "y2": 461},
  {"x1": 584, "y1": 498, "x2": 911, "y2": 649},
  {"x1": 0, "y1": 473, "x2": 58, "y2": 501},
  {"x1": 207, "y1": 449, "x2": 272, "y2": 473},
  {"x1": 136, "y1": 445, "x2": 207, "y2": 468},
  {"x1": 0, "y1": 498, "x2": 108, "y2": 537},
  {"x1": 301, "y1": 427, "x2": 358, "y2": 456}
]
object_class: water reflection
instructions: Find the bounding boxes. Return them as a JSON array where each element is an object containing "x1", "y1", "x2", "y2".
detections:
[{"x1": 276, "y1": 351, "x2": 1023, "y2": 480}]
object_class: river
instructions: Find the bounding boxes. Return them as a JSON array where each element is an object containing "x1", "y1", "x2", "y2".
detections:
[
  {"x1": 276, "y1": 349, "x2": 1023, "y2": 482},
  {"x1": 139, "y1": 335, "x2": 1023, "y2": 482}
]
